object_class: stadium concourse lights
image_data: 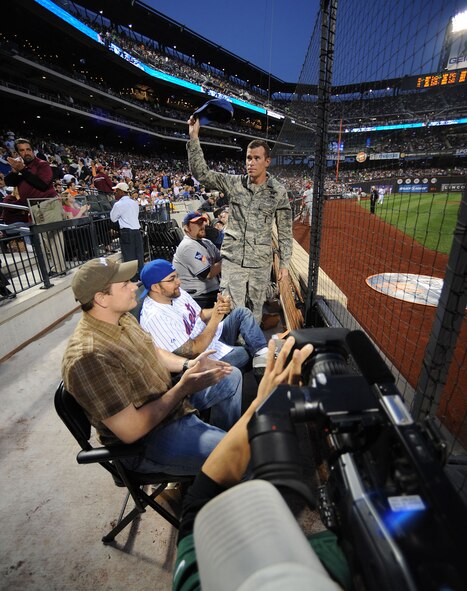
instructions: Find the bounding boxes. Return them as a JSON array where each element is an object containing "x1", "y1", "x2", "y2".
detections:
[{"x1": 452, "y1": 9, "x2": 467, "y2": 33}]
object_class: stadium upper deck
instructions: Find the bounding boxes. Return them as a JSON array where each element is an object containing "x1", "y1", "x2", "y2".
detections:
[{"x1": 1, "y1": 0, "x2": 466, "y2": 166}]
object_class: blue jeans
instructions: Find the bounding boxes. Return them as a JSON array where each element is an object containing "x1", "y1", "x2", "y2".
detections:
[
  {"x1": 126, "y1": 367, "x2": 242, "y2": 475},
  {"x1": 220, "y1": 307, "x2": 267, "y2": 371}
]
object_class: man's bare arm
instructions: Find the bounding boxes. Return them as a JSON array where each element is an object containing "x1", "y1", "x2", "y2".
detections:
[
  {"x1": 173, "y1": 339, "x2": 195, "y2": 358},
  {"x1": 102, "y1": 380, "x2": 189, "y2": 443},
  {"x1": 172, "y1": 304, "x2": 225, "y2": 358},
  {"x1": 200, "y1": 306, "x2": 218, "y2": 322},
  {"x1": 206, "y1": 260, "x2": 222, "y2": 279},
  {"x1": 202, "y1": 337, "x2": 314, "y2": 486},
  {"x1": 155, "y1": 347, "x2": 189, "y2": 372},
  {"x1": 103, "y1": 361, "x2": 233, "y2": 443},
  {"x1": 200, "y1": 296, "x2": 230, "y2": 323}
]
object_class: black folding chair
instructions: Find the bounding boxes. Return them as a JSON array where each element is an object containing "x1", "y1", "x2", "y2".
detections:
[{"x1": 54, "y1": 382, "x2": 193, "y2": 544}]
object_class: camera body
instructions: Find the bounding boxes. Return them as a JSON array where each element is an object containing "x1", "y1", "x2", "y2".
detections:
[{"x1": 247, "y1": 328, "x2": 467, "y2": 591}]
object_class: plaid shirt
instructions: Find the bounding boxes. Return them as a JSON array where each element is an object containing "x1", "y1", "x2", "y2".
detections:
[{"x1": 62, "y1": 312, "x2": 194, "y2": 445}]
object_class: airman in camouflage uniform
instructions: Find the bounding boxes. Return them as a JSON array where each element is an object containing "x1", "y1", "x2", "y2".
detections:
[{"x1": 187, "y1": 117, "x2": 292, "y2": 323}]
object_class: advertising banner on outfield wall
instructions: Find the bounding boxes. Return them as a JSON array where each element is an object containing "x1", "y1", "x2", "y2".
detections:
[
  {"x1": 349, "y1": 176, "x2": 465, "y2": 194},
  {"x1": 398, "y1": 185, "x2": 429, "y2": 193},
  {"x1": 395, "y1": 177, "x2": 465, "y2": 192},
  {"x1": 369, "y1": 153, "x2": 400, "y2": 160},
  {"x1": 441, "y1": 183, "x2": 466, "y2": 191}
]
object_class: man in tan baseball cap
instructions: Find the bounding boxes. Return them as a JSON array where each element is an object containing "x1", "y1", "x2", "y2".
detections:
[{"x1": 71, "y1": 257, "x2": 137, "y2": 306}]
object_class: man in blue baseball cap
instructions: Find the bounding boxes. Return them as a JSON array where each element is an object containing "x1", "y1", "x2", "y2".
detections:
[{"x1": 140, "y1": 259, "x2": 269, "y2": 373}]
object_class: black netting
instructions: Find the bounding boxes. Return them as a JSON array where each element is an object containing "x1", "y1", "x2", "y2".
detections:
[{"x1": 271, "y1": 0, "x2": 466, "y2": 455}]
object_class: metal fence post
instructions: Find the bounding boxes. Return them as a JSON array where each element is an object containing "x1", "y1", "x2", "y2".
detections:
[
  {"x1": 305, "y1": 0, "x2": 338, "y2": 327},
  {"x1": 88, "y1": 216, "x2": 100, "y2": 258},
  {"x1": 29, "y1": 224, "x2": 53, "y2": 289}
]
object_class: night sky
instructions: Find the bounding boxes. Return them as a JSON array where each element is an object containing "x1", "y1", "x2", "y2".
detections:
[
  {"x1": 146, "y1": 0, "x2": 318, "y2": 82},
  {"x1": 146, "y1": 0, "x2": 466, "y2": 85}
]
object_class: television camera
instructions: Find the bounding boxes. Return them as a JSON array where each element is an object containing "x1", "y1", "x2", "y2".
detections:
[{"x1": 247, "y1": 328, "x2": 467, "y2": 591}]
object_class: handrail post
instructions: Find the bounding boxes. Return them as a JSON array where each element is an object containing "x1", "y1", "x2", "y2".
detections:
[{"x1": 29, "y1": 224, "x2": 53, "y2": 289}]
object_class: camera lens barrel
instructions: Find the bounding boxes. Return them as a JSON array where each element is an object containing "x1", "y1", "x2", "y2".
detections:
[
  {"x1": 248, "y1": 414, "x2": 303, "y2": 478},
  {"x1": 310, "y1": 351, "x2": 348, "y2": 380},
  {"x1": 248, "y1": 413, "x2": 316, "y2": 506}
]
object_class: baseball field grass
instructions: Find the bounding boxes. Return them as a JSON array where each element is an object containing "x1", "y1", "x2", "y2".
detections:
[{"x1": 360, "y1": 192, "x2": 462, "y2": 254}]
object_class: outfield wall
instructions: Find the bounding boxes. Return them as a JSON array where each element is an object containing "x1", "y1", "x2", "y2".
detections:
[{"x1": 348, "y1": 175, "x2": 466, "y2": 195}]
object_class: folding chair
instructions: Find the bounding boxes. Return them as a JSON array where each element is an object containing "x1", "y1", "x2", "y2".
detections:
[{"x1": 54, "y1": 381, "x2": 193, "y2": 544}]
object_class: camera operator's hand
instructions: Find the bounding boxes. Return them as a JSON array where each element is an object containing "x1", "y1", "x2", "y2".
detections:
[
  {"x1": 256, "y1": 336, "x2": 314, "y2": 404},
  {"x1": 200, "y1": 337, "x2": 313, "y2": 488}
]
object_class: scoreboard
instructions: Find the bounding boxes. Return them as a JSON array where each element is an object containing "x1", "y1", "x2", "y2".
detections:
[{"x1": 402, "y1": 70, "x2": 467, "y2": 90}]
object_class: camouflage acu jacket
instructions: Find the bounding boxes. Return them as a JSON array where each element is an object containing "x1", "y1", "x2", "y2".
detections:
[{"x1": 187, "y1": 138, "x2": 292, "y2": 269}]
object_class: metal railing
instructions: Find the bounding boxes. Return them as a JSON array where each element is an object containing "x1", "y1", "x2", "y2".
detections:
[
  {"x1": 1, "y1": 202, "x2": 178, "y2": 300},
  {"x1": 0, "y1": 213, "x2": 119, "y2": 297}
]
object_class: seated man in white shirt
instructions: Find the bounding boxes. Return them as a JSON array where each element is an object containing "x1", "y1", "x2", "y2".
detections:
[
  {"x1": 139, "y1": 259, "x2": 269, "y2": 373},
  {"x1": 173, "y1": 211, "x2": 221, "y2": 309}
]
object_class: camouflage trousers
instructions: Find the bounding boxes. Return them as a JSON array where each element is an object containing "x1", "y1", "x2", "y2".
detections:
[{"x1": 220, "y1": 259, "x2": 271, "y2": 324}]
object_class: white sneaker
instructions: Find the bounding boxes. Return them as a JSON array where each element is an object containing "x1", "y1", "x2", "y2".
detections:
[{"x1": 252, "y1": 356, "x2": 267, "y2": 369}]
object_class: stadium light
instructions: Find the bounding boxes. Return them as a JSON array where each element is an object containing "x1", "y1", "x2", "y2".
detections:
[{"x1": 452, "y1": 9, "x2": 467, "y2": 33}]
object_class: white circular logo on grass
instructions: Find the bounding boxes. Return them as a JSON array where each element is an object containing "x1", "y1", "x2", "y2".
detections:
[{"x1": 366, "y1": 273, "x2": 444, "y2": 306}]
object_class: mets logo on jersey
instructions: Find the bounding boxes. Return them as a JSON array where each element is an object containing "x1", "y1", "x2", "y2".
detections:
[
  {"x1": 183, "y1": 302, "x2": 197, "y2": 335},
  {"x1": 195, "y1": 251, "x2": 207, "y2": 262}
]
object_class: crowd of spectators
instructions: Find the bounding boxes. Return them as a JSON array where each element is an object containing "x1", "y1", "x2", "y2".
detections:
[
  {"x1": 340, "y1": 164, "x2": 466, "y2": 182},
  {"x1": 338, "y1": 127, "x2": 461, "y2": 155},
  {"x1": 273, "y1": 161, "x2": 467, "y2": 202},
  {"x1": 0, "y1": 128, "x2": 246, "y2": 226},
  {"x1": 4, "y1": 14, "x2": 465, "y2": 155},
  {"x1": 1, "y1": 33, "x2": 280, "y2": 145},
  {"x1": 72, "y1": 11, "x2": 270, "y2": 108},
  {"x1": 1, "y1": 125, "x2": 465, "y2": 215},
  {"x1": 277, "y1": 84, "x2": 467, "y2": 130},
  {"x1": 286, "y1": 123, "x2": 466, "y2": 160}
]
